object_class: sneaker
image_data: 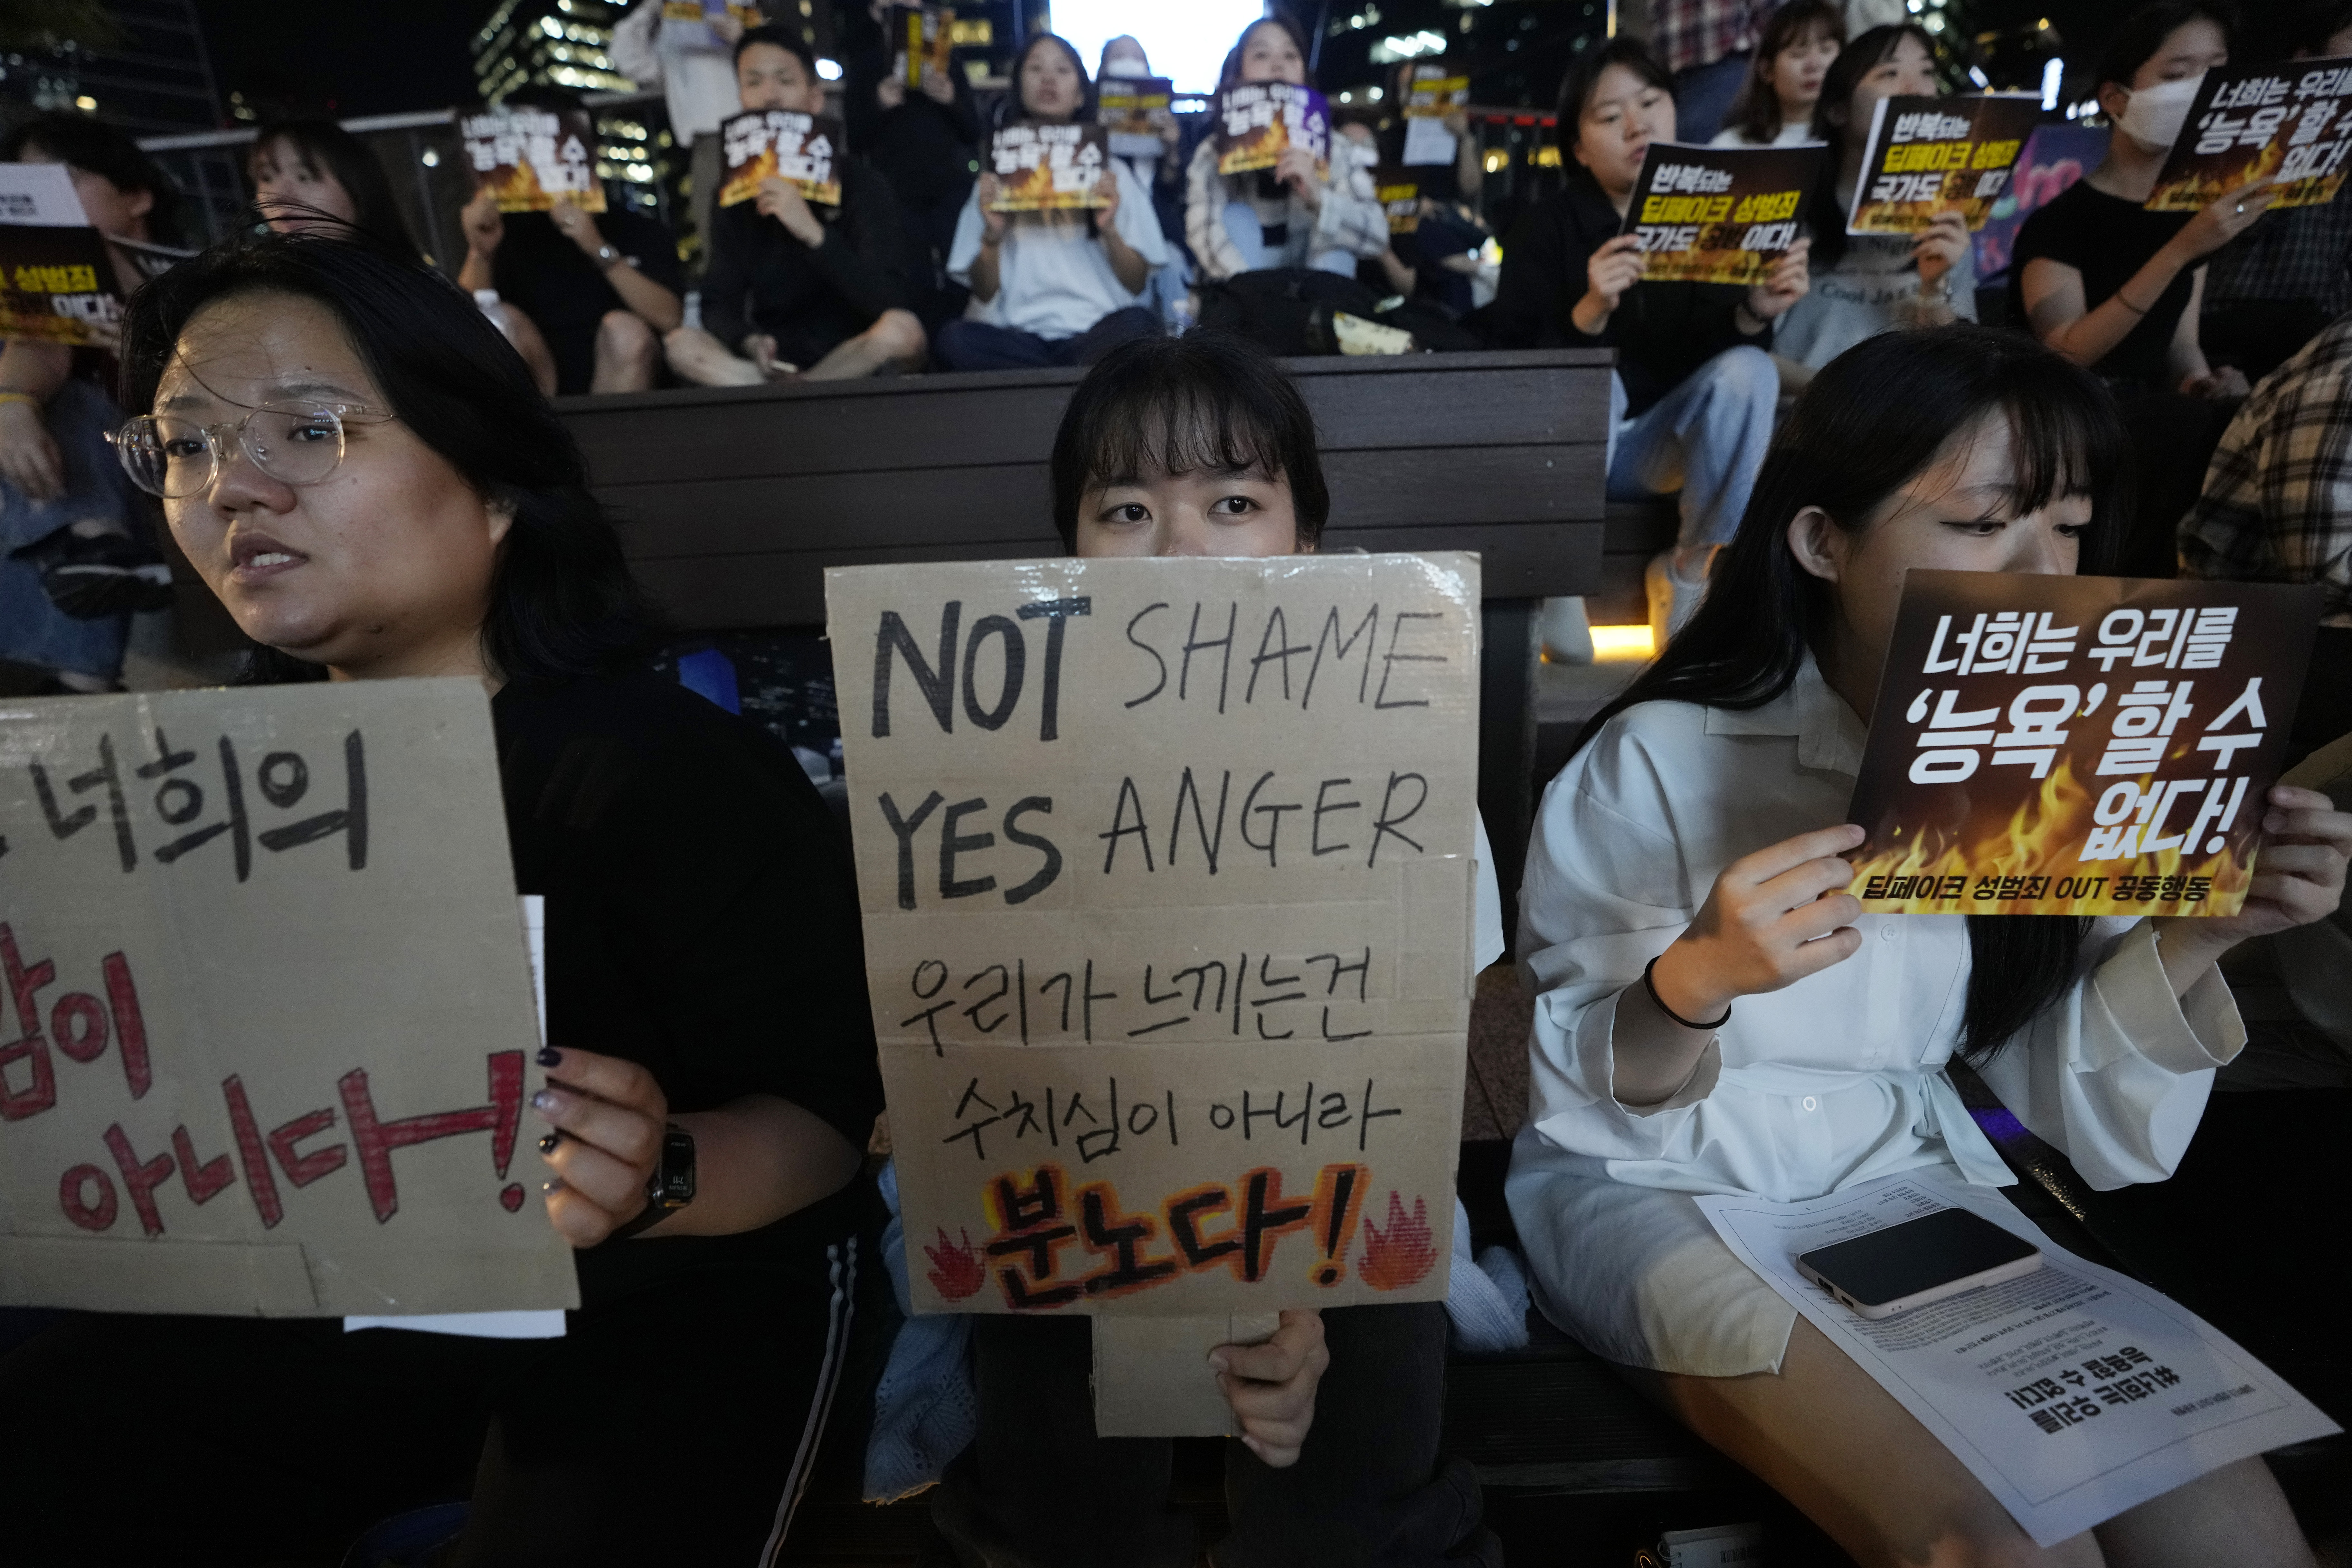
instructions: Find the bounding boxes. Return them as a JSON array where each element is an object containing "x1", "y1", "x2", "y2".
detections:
[
  {"x1": 1645, "y1": 547, "x2": 1716, "y2": 650},
  {"x1": 1538, "y1": 596, "x2": 1594, "y2": 665},
  {"x1": 20, "y1": 529, "x2": 176, "y2": 619}
]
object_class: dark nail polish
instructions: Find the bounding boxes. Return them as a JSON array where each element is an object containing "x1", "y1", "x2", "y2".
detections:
[
  {"x1": 538, "y1": 1131, "x2": 562, "y2": 1153},
  {"x1": 543, "y1": 1177, "x2": 563, "y2": 1194},
  {"x1": 536, "y1": 1045, "x2": 561, "y2": 1067}
]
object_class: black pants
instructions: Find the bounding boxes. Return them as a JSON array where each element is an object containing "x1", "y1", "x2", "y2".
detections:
[
  {"x1": 930, "y1": 1302, "x2": 1499, "y2": 1568},
  {"x1": 0, "y1": 1237, "x2": 858, "y2": 1567}
]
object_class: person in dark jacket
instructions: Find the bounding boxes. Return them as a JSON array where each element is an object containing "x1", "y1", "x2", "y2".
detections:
[
  {"x1": 1486, "y1": 36, "x2": 1809, "y2": 645},
  {"x1": 666, "y1": 28, "x2": 925, "y2": 383},
  {"x1": 843, "y1": 0, "x2": 982, "y2": 331}
]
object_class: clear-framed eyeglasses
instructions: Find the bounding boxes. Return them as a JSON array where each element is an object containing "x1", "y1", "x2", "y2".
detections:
[{"x1": 106, "y1": 401, "x2": 396, "y2": 500}]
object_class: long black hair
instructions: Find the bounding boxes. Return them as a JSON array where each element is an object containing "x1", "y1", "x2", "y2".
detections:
[
  {"x1": 1722, "y1": 0, "x2": 1845, "y2": 146},
  {"x1": 1568, "y1": 326, "x2": 2130, "y2": 1063},
  {"x1": 1, "y1": 111, "x2": 185, "y2": 246},
  {"x1": 114, "y1": 227, "x2": 656, "y2": 685},
  {"x1": 1808, "y1": 23, "x2": 1939, "y2": 270},
  {"x1": 249, "y1": 120, "x2": 421, "y2": 263},
  {"x1": 1050, "y1": 330, "x2": 1329, "y2": 551},
  {"x1": 1009, "y1": 31, "x2": 1095, "y2": 125},
  {"x1": 2096, "y1": 1, "x2": 2237, "y2": 90}
]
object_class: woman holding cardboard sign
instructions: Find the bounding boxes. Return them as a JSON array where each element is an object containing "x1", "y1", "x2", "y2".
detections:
[
  {"x1": 0, "y1": 229, "x2": 883, "y2": 1564},
  {"x1": 1508, "y1": 325, "x2": 2351, "y2": 1566}
]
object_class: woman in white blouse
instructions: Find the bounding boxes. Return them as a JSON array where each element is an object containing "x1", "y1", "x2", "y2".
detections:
[{"x1": 1509, "y1": 326, "x2": 2352, "y2": 1566}]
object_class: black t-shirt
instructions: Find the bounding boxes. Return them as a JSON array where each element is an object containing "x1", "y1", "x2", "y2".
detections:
[
  {"x1": 489, "y1": 208, "x2": 684, "y2": 396},
  {"x1": 1375, "y1": 118, "x2": 1461, "y2": 205},
  {"x1": 1485, "y1": 172, "x2": 1766, "y2": 417},
  {"x1": 700, "y1": 158, "x2": 912, "y2": 366},
  {"x1": 2007, "y1": 181, "x2": 2192, "y2": 387},
  {"x1": 492, "y1": 674, "x2": 883, "y2": 1305}
]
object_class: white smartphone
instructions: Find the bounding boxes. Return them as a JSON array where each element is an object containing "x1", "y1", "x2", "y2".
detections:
[{"x1": 1795, "y1": 1206, "x2": 2043, "y2": 1319}]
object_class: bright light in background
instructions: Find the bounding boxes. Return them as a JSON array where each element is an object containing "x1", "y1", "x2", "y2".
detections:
[
  {"x1": 1048, "y1": 0, "x2": 1268, "y2": 94},
  {"x1": 817, "y1": 57, "x2": 844, "y2": 80},
  {"x1": 1370, "y1": 29, "x2": 1447, "y2": 63},
  {"x1": 2041, "y1": 56, "x2": 2064, "y2": 109}
]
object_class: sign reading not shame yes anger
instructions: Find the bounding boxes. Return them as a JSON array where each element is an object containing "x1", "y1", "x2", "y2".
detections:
[
  {"x1": 0, "y1": 680, "x2": 577, "y2": 1317},
  {"x1": 828, "y1": 556, "x2": 1481, "y2": 1318}
]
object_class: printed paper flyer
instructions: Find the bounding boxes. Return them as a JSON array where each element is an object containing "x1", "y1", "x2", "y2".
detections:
[
  {"x1": 1849, "y1": 93, "x2": 2044, "y2": 233},
  {"x1": 987, "y1": 122, "x2": 1112, "y2": 212},
  {"x1": 1846, "y1": 572, "x2": 2320, "y2": 917},
  {"x1": 1098, "y1": 75, "x2": 1174, "y2": 160},
  {"x1": 1376, "y1": 168, "x2": 1422, "y2": 233},
  {"x1": 2147, "y1": 55, "x2": 2352, "y2": 211},
  {"x1": 717, "y1": 108, "x2": 845, "y2": 207},
  {"x1": 1623, "y1": 141, "x2": 1826, "y2": 285},
  {"x1": 1216, "y1": 81, "x2": 1332, "y2": 177},
  {"x1": 0, "y1": 162, "x2": 121, "y2": 347},
  {"x1": 1403, "y1": 65, "x2": 1469, "y2": 118},
  {"x1": 459, "y1": 104, "x2": 605, "y2": 213}
]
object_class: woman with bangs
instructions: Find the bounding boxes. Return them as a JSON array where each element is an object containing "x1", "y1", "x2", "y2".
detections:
[{"x1": 1507, "y1": 326, "x2": 2351, "y2": 1566}]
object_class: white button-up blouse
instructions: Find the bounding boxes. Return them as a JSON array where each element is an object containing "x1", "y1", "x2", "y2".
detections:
[{"x1": 1505, "y1": 659, "x2": 2245, "y2": 1373}]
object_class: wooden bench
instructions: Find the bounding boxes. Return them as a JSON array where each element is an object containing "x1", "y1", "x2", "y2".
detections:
[{"x1": 555, "y1": 348, "x2": 1617, "y2": 922}]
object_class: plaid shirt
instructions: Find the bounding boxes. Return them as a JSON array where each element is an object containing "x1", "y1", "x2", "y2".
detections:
[
  {"x1": 2179, "y1": 311, "x2": 2352, "y2": 627},
  {"x1": 2203, "y1": 197, "x2": 2352, "y2": 319},
  {"x1": 1651, "y1": 0, "x2": 1775, "y2": 74}
]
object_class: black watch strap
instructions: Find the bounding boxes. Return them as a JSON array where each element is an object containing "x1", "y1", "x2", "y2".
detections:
[{"x1": 605, "y1": 1123, "x2": 694, "y2": 1242}]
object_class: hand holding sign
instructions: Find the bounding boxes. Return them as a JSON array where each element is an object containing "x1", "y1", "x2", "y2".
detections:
[
  {"x1": 0, "y1": 391, "x2": 64, "y2": 502},
  {"x1": 2151, "y1": 785, "x2": 2352, "y2": 982},
  {"x1": 534, "y1": 1045, "x2": 667, "y2": 1247},
  {"x1": 1212, "y1": 1307, "x2": 1330, "y2": 1467},
  {"x1": 1744, "y1": 234, "x2": 1811, "y2": 323},
  {"x1": 1650, "y1": 825, "x2": 1867, "y2": 1026},
  {"x1": 755, "y1": 175, "x2": 826, "y2": 247}
]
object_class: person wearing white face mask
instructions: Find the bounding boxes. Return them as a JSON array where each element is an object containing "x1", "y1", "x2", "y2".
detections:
[
  {"x1": 2011, "y1": 1, "x2": 2271, "y2": 578},
  {"x1": 2013, "y1": 2, "x2": 2267, "y2": 396}
]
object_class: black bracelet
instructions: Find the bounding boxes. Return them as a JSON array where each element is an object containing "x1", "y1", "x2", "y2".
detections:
[{"x1": 1643, "y1": 955, "x2": 1732, "y2": 1031}]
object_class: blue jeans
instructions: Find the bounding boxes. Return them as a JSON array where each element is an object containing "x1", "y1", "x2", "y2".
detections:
[
  {"x1": 1604, "y1": 345, "x2": 1777, "y2": 552},
  {"x1": 0, "y1": 376, "x2": 136, "y2": 682},
  {"x1": 933, "y1": 305, "x2": 1161, "y2": 371},
  {"x1": 1673, "y1": 52, "x2": 1752, "y2": 146}
]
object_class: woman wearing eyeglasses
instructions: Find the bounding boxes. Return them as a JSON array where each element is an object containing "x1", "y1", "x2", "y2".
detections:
[{"x1": 0, "y1": 231, "x2": 884, "y2": 1566}]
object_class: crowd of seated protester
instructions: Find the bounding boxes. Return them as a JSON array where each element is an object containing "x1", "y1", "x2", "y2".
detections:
[{"x1": 9, "y1": 1, "x2": 2352, "y2": 1560}]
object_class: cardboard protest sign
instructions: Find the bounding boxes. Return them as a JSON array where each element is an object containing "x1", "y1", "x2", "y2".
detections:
[
  {"x1": 0, "y1": 680, "x2": 578, "y2": 1317},
  {"x1": 1216, "y1": 81, "x2": 1332, "y2": 177},
  {"x1": 1376, "y1": 168, "x2": 1423, "y2": 233},
  {"x1": 886, "y1": 4, "x2": 955, "y2": 89},
  {"x1": 1848, "y1": 93, "x2": 2043, "y2": 234},
  {"x1": 0, "y1": 162, "x2": 123, "y2": 348},
  {"x1": 1403, "y1": 64, "x2": 1470, "y2": 118},
  {"x1": 1847, "y1": 573, "x2": 2320, "y2": 917},
  {"x1": 987, "y1": 122, "x2": 1111, "y2": 212},
  {"x1": 1098, "y1": 74, "x2": 1175, "y2": 160},
  {"x1": 459, "y1": 104, "x2": 605, "y2": 213},
  {"x1": 718, "y1": 109, "x2": 845, "y2": 207},
  {"x1": 2147, "y1": 56, "x2": 2352, "y2": 212},
  {"x1": 1625, "y1": 141, "x2": 1826, "y2": 285},
  {"x1": 827, "y1": 555, "x2": 1480, "y2": 1324}
]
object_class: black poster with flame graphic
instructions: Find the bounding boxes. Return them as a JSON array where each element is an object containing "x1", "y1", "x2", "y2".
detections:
[
  {"x1": 1846, "y1": 572, "x2": 2319, "y2": 917},
  {"x1": 2147, "y1": 54, "x2": 2352, "y2": 212}
]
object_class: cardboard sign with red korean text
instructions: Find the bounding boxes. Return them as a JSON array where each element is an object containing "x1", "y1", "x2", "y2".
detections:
[
  {"x1": 1846, "y1": 572, "x2": 2319, "y2": 917},
  {"x1": 827, "y1": 555, "x2": 1479, "y2": 1320},
  {"x1": 0, "y1": 680, "x2": 578, "y2": 1317}
]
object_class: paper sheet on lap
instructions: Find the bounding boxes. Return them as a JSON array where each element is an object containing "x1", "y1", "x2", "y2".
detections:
[{"x1": 1696, "y1": 1172, "x2": 2338, "y2": 1546}]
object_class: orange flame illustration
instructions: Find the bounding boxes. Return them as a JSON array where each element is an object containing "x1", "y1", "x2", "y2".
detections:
[
  {"x1": 1852, "y1": 753, "x2": 2253, "y2": 915},
  {"x1": 2148, "y1": 137, "x2": 2326, "y2": 211},
  {"x1": 925, "y1": 1225, "x2": 986, "y2": 1300},
  {"x1": 1356, "y1": 1192, "x2": 1438, "y2": 1291}
]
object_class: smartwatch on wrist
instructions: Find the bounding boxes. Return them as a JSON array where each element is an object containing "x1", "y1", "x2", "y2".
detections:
[{"x1": 607, "y1": 1123, "x2": 695, "y2": 1241}]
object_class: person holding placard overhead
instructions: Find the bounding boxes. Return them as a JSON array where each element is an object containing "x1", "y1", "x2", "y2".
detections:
[
  {"x1": 938, "y1": 33, "x2": 1168, "y2": 371},
  {"x1": 926, "y1": 327, "x2": 1507, "y2": 1568},
  {"x1": 1507, "y1": 323, "x2": 2352, "y2": 1567},
  {"x1": 0, "y1": 228, "x2": 884, "y2": 1565},
  {"x1": 1771, "y1": 24, "x2": 1977, "y2": 375},
  {"x1": 663, "y1": 27, "x2": 927, "y2": 384},
  {"x1": 1486, "y1": 36, "x2": 1810, "y2": 647},
  {"x1": 1184, "y1": 16, "x2": 1393, "y2": 284}
]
